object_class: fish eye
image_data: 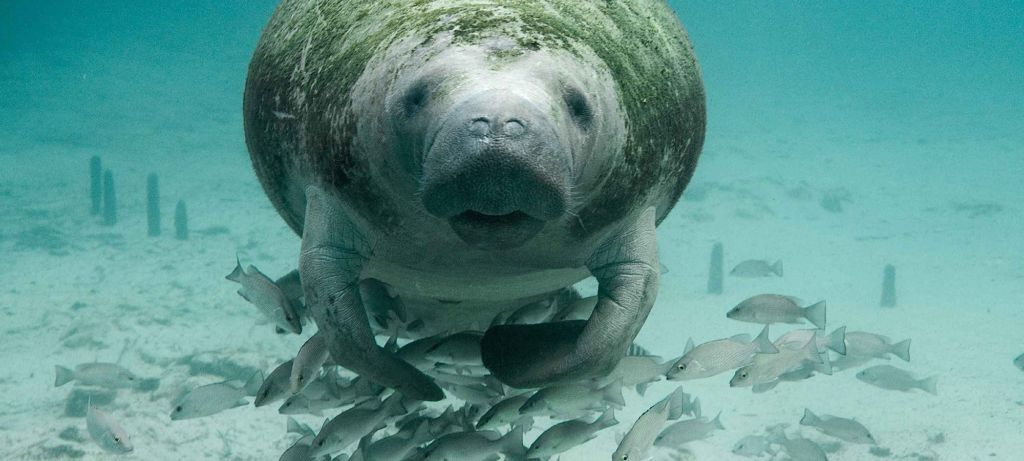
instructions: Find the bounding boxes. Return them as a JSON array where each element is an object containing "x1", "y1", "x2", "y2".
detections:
[
  {"x1": 740, "y1": 372, "x2": 748, "y2": 378},
  {"x1": 678, "y1": 363, "x2": 687, "y2": 370},
  {"x1": 174, "y1": 405, "x2": 183, "y2": 412},
  {"x1": 317, "y1": 440, "x2": 324, "y2": 447},
  {"x1": 113, "y1": 437, "x2": 120, "y2": 443}
]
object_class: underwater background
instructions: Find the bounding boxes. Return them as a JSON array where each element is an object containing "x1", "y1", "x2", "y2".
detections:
[{"x1": 1, "y1": 1, "x2": 1021, "y2": 459}]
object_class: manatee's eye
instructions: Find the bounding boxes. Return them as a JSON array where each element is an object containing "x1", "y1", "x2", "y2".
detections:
[
  {"x1": 113, "y1": 436, "x2": 120, "y2": 443},
  {"x1": 403, "y1": 80, "x2": 430, "y2": 117},
  {"x1": 563, "y1": 86, "x2": 593, "y2": 129},
  {"x1": 174, "y1": 405, "x2": 183, "y2": 412}
]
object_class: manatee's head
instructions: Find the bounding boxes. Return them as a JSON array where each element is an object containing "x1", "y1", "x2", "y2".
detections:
[{"x1": 385, "y1": 39, "x2": 622, "y2": 250}]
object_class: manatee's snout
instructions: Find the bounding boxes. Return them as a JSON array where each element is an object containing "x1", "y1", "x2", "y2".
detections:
[{"x1": 421, "y1": 91, "x2": 571, "y2": 250}]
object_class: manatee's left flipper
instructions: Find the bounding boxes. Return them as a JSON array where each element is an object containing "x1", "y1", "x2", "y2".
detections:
[
  {"x1": 299, "y1": 185, "x2": 444, "y2": 401},
  {"x1": 482, "y1": 206, "x2": 660, "y2": 388}
]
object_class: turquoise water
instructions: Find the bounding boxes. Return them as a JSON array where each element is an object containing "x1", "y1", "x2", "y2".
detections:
[{"x1": 1, "y1": 1, "x2": 1021, "y2": 460}]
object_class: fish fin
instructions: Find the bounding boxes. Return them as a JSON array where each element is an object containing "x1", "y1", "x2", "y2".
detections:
[
  {"x1": 659, "y1": 262, "x2": 670, "y2": 275},
  {"x1": 753, "y1": 326, "x2": 778, "y2": 353},
  {"x1": 919, "y1": 376, "x2": 938, "y2": 395},
  {"x1": 384, "y1": 392, "x2": 407, "y2": 416},
  {"x1": 614, "y1": 430, "x2": 624, "y2": 444},
  {"x1": 799, "y1": 408, "x2": 820, "y2": 426},
  {"x1": 603, "y1": 379, "x2": 626, "y2": 407},
  {"x1": 635, "y1": 382, "x2": 649, "y2": 396},
  {"x1": 729, "y1": 334, "x2": 752, "y2": 343},
  {"x1": 711, "y1": 412, "x2": 725, "y2": 430},
  {"x1": 661, "y1": 355, "x2": 682, "y2": 376},
  {"x1": 827, "y1": 326, "x2": 847, "y2": 355},
  {"x1": 803, "y1": 300, "x2": 827, "y2": 329},
  {"x1": 814, "y1": 352, "x2": 833, "y2": 375},
  {"x1": 800, "y1": 338, "x2": 823, "y2": 363},
  {"x1": 772, "y1": 260, "x2": 784, "y2": 277},
  {"x1": 286, "y1": 417, "x2": 315, "y2": 437},
  {"x1": 667, "y1": 386, "x2": 685, "y2": 420},
  {"x1": 54, "y1": 365, "x2": 74, "y2": 387},
  {"x1": 891, "y1": 339, "x2": 912, "y2": 362},
  {"x1": 244, "y1": 370, "x2": 264, "y2": 396},
  {"x1": 226, "y1": 256, "x2": 244, "y2": 282},
  {"x1": 689, "y1": 396, "x2": 702, "y2": 418},
  {"x1": 684, "y1": 337, "x2": 695, "y2": 354},
  {"x1": 596, "y1": 408, "x2": 618, "y2": 428}
]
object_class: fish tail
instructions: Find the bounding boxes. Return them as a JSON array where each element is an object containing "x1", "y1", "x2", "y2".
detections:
[
  {"x1": 753, "y1": 326, "x2": 778, "y2": 353},
  {"x1": 919, "y1": 376, "x2": 938, "y2": 395},
  {"x1": 603, "y1": 379, "x2": 626, "y2": 407},
  {"x1": 772, "y1": 260, "x2": 784, "y2": 277},
  {"x1": 890, "y1": 339, "x2": 912, "y2": 362},
  {"x1": 711, "y1": 411, "x2": 725, "y2": 430},
  {"x1": 596, "y1": 408, "x2": 619, "y2": 429},
  {"x1": 666, "y1": 386, "x2": 684, "y2": 420},
  {"x1": 225, "y1": 255, "x2": 244, "y2": 282},
  {"x1": 687, "y1": 396, "x2": 702, "y2": 418},
  {"x1": 799, "y1": 408, "x2": 820, "y2": 426},
  {"x1": 54, "y1": 365, "x2": 74, "y2": 387},
  {"x1": 752, "y1": 381, "x2": 778, "y2": 393},
  {"x1": 803, "y1": 300, "x2": 827, "y2": 329},
  {"x1": 827, "y1": 326, "x2": 847, "y2": 355},
  {"x1": 814, "y1": 351, "x2": 834, "y2": 376},
  {"x1": 500, "y1": 425, "x2": 526, "y2": 457}
]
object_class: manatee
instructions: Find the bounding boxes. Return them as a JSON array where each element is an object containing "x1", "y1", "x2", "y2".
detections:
[{"x1": 243, "y1": 0, "x2": 706, "y2": 401}]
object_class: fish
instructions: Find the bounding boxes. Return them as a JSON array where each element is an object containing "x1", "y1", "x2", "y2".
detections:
[
  {"x1": 440, "y1": 382, "x2": 502, "y2": 406},
  {"x1": 519, "y1": 380, "x2": 624, "y2": 417},
  {"x1": 775, "y1": 326, "x2": 847, "y2": 355},
  {"x1": 771, "y1": 432, "x2": 828, "y2": 461},
  {"x1": 800, "y1": 408, "x2": 876, "y2": 445},
  {"x1": 595, "y1": 355, "x2": 675, "y2": 395},
  {"x1": 309, "y1": 393, "x2": 407, "y2": 457},
  {"x1": 730, "y1": 259, "x2": 783, "y2": 277},
  {"x1": 476, "y1": 394, "x2": 534, "y2": 431},
  {"x1": 353, "y1": 420, "x2": 433, "y2": 461},
  {"x1": 727, "y1": 294, "x2": 826, "y2": 329},
  {"x1": 844, "y1": 331, "x2": 911, "y2": 361},
  {"x1": 527, "y1": 409, "x2": 617, "y2": 458},
  {"x1": 654, "y1": 412, "x2": 725, "y2": 447},
  {"x1": 856, "y1": 364, "x2": 937, "y2": 394},
  {"x1": 500, "y1": 299, "x2": 556, "y2": 325},
  {"x1": 86, "y1": 404, "x2": 133, "y2": 454},
  {"x1": 413, "y1": 427, "x2": 524, "y2": 461},
  {"x1": 226, "y1": 258, "x2": 302, "y2": 334},
  {"x1": 612, "y1": 394, "x2": 671, "y2": 461},
  {"x1": 732, "y1": 435, "x2": 770, "y2": 457},
  {"x1": 170, "y1": 371, "x2": 263, "y2": 420},
  {"x1": 290, "y1": 333, "x2": 329, "y2": 395},
  {"x1": 54, "y1": 363, "x2": 139, "y2": 389},
  {"x1": 254, "y1": 359, "x2": 294, "y2": 407},
  {"x1": 396, "y1": 334, "x2": 448, "y2": 368},
  {"x1": 279, "y1": 376, "x2": 382, "y2": 416},
  {"x1": 1015, "y1": 352, "x2": 1024, "y2": 371},
  {"x1": 668, "y1": 326, "x2": 778, "y2": 381},
  {"x1": 424, "y1": 331, "x2": 484, "y2": 366},
  {"x1": 731, "y1": 337, "x2": 822, "y2": 387}
]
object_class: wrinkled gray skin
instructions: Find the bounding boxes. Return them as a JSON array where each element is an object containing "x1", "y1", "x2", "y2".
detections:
[{"x1": 244, "y1": 0, "x2": 705, "y2": 401}]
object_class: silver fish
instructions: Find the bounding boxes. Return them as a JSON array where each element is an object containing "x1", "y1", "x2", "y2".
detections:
[
  {"x1": 1015, "y1": 352, "x2": 1024, "y2": 371},
  {"x1": 87, "y1": 405, "x2": 133, "y2": 454},
  {"x1": 613, "y1": 395, "x2": 671, "y2": 461},
  {"x1": 171, "y1": 371, "x2": 262, "y2": 420},
  {"x1": 800, "y1": 408, "x2": 875, "y2": 445},
  {"x1": 226, "y1": 258, "x2": 302, "y2": 334},
  {"x1": 397, "y1": 334, "x2": 448, "y2": 368},
  {"x1": 527, "y1": 409, "x2": 617, "y2": 459},
  {"x1": 425, "y1": 331, "x2": 484, "y2": 365},
  {"x1": 844, "y1": 331, "x2": 910, "y2": 361},
  {"x1": 354, "y1": 420, "x2": 433, "y2": 461},
  {"x1": 254, "y1": 359, "x2": 294, "y2": 407},
  {"x1": 550, "y1": 295, "x2": 598, "y2": 322},
  {"x1": 441, "y1": 382, "x2": 502, "y2": 406},
  {"x1": 309, "y1": 393, "x2": 407, "y2": 457},
  {"x1": 771, "y1": 433, "x2": 827, "y2": 461},
  {"x1": 290, "y1": 333, "x2": 329, "y2": 395},
  {"x1": 654, "y1": 412, "x2": 724, "y2": 447},
  {"x1": 730, "y1": 259, "x2": 783, "y2": 277},
  {"x1": 55, "y1": 363, "x2": 139, "y2": 389},
  {"x1": 279, "y1": 376, "x2": 381, "y2": 416},
  {"x1": 727, "y1": 294, "x2": 826, "y2": 329},
  {"x1": 775, "y1": 326, "x2": 847, "y2": 355},
  {"x1": 595, "y1": 355, "x2": 674, "y2": 395},
  {"x1": 477, "y1": 394, "x2": 533, "y2": 431},
  {"x1": 731, "y1": 338, "x2": 821, "y2": 387},
  {"x1": 732, "y1": 435, "x2": 770, "y2": 457},
  {"x1": 519, "y1": 380, "x2": 624, "y2": 417},
  {"x1": 501, "y1": 299, "x2": 556, "y2": 325},
  {"x1": 669, "y1": 326, "x2": 778, "y2": 381},
  {"x1": 414, "y1": 427, "x2": 524, "y2": 461},
  {"x1": 856, "y1": 364, "x2": 937, "y2": 394}
]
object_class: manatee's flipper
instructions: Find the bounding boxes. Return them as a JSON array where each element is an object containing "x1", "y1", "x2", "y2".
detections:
[
  {"x1": 482, "y1": 207, "x2": 660, "y2": 388},
  {"x1": 299, "y1": 185, "x2": 443, "y2": 401}
]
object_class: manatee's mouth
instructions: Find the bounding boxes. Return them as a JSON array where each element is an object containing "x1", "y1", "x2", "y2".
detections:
[{"x1": 448, "y1": 210, "x2": 545, "y2": 250}]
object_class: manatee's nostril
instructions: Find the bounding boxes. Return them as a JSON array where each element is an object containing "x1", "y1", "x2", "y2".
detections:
[
  {"x1": 503, "y1": 120, "x2": 525, "y2": 137},
  {"x1": 469, "y1": 118, "x2": 490, "y2": 137}
]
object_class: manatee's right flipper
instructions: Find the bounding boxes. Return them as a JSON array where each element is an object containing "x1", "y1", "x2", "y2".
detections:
[{"x1": 299, "y1": 185, "x2": 443, "y2": 402}]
